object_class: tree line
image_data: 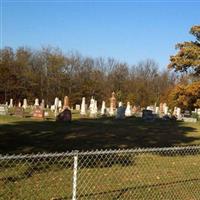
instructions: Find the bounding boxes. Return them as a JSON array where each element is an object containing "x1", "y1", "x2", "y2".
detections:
[
  {"x1": 1, "y1": 25, "x2": 199, "y2": 110},
  {"x1": 0, "y1": 47, "x2": 175, "y2": 107}
]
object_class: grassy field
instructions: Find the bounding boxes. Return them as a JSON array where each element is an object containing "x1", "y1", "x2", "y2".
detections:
[
  {"x1": 0, "y1": 114, "x2": 200, "y2": 154},
  {"x1": 1, "y1": 114, "x2": 200, "y2": 199},
  {"x1": 1, "y1": 149, "x2": 200, "y2": 199}
]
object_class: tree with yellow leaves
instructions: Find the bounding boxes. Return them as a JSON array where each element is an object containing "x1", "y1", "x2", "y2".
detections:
[{"x1": 168, "y1": 25, "x2": 200, "y2": 110}]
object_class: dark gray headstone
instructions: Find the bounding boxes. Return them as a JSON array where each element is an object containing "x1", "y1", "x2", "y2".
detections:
[{"x1": 56, "y1": 108, "x2": 72, "y2": 122}]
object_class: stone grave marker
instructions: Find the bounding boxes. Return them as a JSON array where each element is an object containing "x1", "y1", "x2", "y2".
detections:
[
  {"x1": 116, "y1": 103, "x2": 125, "y2": 119},
  {"x1": 9, "y1": 99, "x2": 13, "y2": 108},
  {"x1": 142, "y1": 109, "x2": 154, "y2": 121},
  {"x1": 40, "y1": 99, "x2": 45, "y2": 109},
  {"x1": 33, "y1": 106, "x2": 44, "y2": 119},
  {"x1": 34, "y1": 98, "x2": 39, "y2": 106},
  {"x1": 80, "y1": 97, "x2": 86, "y2": 116},
  {"x1": 63, "y1": 96, "x2": 70, "y2": 109},
  {"x1": 109, "y1": 92, "x2": 116, "y2": 116},
  {"x1": 101, "y1": 101, "x2": 106, "y2": 115},
  {"x1": 125, "y1": 102, "x2": 132, "y2": 117},
  {"x1": 75, "y1": 104, "x2": 80, "y2": 111},
  {"x1": 14, "y1": 107, "x2": 24, "y2": 117},
  {"x1": 22, "y1": 98, "x2": 28, "y2": 109},
  {"x1": 56, "y1": 108, "x2": 72, "y2": 122},
  {"x1": 0, "y1": 105, "x2": 8, "y2": 115}
]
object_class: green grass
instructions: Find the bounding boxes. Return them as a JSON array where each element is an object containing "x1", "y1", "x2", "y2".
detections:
[
  {"x1": 0, "y1": 114, "x2": 200, "y2": 154},
  {"x1": 1, "y1": 152, "x2": 200, "y2": 199},
  {"x1": 1, "y1": 115, "x2": 200, "y2": 199}
]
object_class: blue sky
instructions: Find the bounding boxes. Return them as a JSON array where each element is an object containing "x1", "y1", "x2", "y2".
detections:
[{"x1": 1, "y1": 1, "x2": 200, "y2": 69}]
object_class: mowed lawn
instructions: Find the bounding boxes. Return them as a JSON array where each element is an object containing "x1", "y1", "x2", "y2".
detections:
[
  {"x1": 0, "y1": 114, "x2": 200, "y2": 154},
  {"x1": 1, "y1": 115, "x2": 200, "y2": 199}
]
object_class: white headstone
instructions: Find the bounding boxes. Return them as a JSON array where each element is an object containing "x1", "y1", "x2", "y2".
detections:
[
  {"x1": 164, "y1": 106, "x2": 169, "y2": 115},
  {"x1": 177, "y1": 107, "x2": 182, "y2": 120},
  {"x1": 51, "y1": 105, "x2": 55, "y2": 112},
  {"x1": 44, "y1": 111, "x2": 49, "y2": 117},
  {"x1": 80, "y1": 97, "x2": 86, "y2": 115},
  {"x1": 197, "y1": 109, "x2": 200, "y2": 116},
  {"x1": 89, "y1": 97, "x2": 95, "y2": 111},
  {"x1": 22, "y1": 98, "x2": 28, "y2": 109},
  {"x1": 0, "y1": 105, "x2": 8, "y2": 115},
  {"x1": 54, "y1": 97, "x2": 59, "y2": 115},
  {"x1": 18, "y1": 102, "x2": 21, "y2": 107},
  {"x1": 101, "y1": 101, "x2": 106, "y2": 115},
  {"x1": 125, "y1": 102, "x2": 132, "y2": 117},
  {"x1": 90, "y1": 99, "x2": 98, "y2": 118},
  {"x1": 118, "y1": 102, "x2": 123, "y2": 107},
  {"x1": 58, "y1": 100, "x2": 62, "y2": 108},
  {"x1": 34, "y1": 98, "x2": 39, "y2": 106},
  {"x1": 155, "y1": 107, "x2": 159, "y2": 114},
  {"x1": 9, "y1": 99, "x2": 13, "y2": 108},
  {"x1": 40, "y1": 99, "x2": 45, "y2": 109},
  {"x1": 75, "y1": 104, "x2": 80, "y2": 111}
]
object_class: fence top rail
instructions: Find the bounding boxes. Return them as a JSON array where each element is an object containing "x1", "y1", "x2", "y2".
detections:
[{"x1": 1, "y1": 145, "x2": 200, "y2": 160}]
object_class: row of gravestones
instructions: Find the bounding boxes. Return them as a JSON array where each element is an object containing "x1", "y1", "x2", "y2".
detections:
[
  {"x1": 0, "y1": 100, "x2": 72, "y2": 122},
  {"x1": 77, "y1": 93, "x2": 177, "y2": 120}
]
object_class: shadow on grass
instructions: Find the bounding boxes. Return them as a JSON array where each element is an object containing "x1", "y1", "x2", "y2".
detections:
[
  {"x1": 0, "y1": 116, "x2": 200, "y2": 198},
  {"x1": 0, "y1": 116, "x2": 199, "y2": 154}
]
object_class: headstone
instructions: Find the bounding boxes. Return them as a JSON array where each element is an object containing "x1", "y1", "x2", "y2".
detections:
[
  {"x1": 56, "y1": 108, "x2": 72, "y2": 122},
  {"x1": 33, "y1": 106, "x2": 44, "y2": 119},
  {"x1": 109, "y1": 92, "x2": 116, "y2": 116},
  {"x1": 9, "y1": 99, "x2": 13, "y2": 108},
  {"x1": 58, "y1": 100, "x2": 62, "y2": 108},
  {"x1": 159, "y1": 103, "x2": 164, "y2": 113},
  {"x1": 164, "y1": 106, "x2": 169, "y2": 115},
  {"x1": 63, "y1": 96, "x2": 70, "y2": 109},
  {"x1": 90, "y1": 98, "x2": 98, "y2": 118},
  {"x1": 51, "y1": 105, "x2": 55, "y2": 112},
  {"x1": 142, "y1": 109, "x2": 154, "y2": 121},
  {"x1": 125, "y1": 102, "x2": 132, "y2": 117},
  {"x1": 80, "y1": 97, "x2": 86, "y2": 115},
  {"x1": 184, "y1": 110, "x2": 191, "y2": 117},
  {"x1": 22, "y1": 98, "x2": 28, "y2": 109},
  {"x1": 34, "y1": 98, "x2": 39, "y2": 106},
  {"x1": 89, "y1": 97, "x2": 95, "y2": 112},
  {"x1": 101, "y1": 101, "x2": 106, "y2": 115},
  {"x1": 155, "y1": 107, "x2": 159, "y2": 114},
  {"x1": 116, "y1": 104, "x2": 125, "y2": 119},
  {"x1": 132, "y1": 106, "x2": 137, "y2": 114},
  {"x1": 198, "y1": 109, "x2": 200, "y2": 116},
  {"x1": 176, "y1": 107, "x2": 182, "y2": 120},
  {"x1": 14, "y1": 107, "x2": 24, "y2": 117},
  {"x1": 40, "y1": 99, "x2": 45, "y2": 109},
  {"x1": 18, "y1": 102, "x2": 21, "y2": 107},
  {"x1": 54, "y1": 97, "x2": 59, "y2": 116},
  {"x1": 44, "y1": 111, "x2": 49, "y2": 117},
  {"x1": 0, "y1": 105, "x2": 8, "y2": 115},
  {"x1": 118, "y1": 101, "x2": 123, "y2": 107},
  {"x1": 75, "y1": 104, "x2": 80, "y2": 111}
]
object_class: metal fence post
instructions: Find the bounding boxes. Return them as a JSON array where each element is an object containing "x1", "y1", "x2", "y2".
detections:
[{"x1": 72, "y1": 151, "x2": 78, "y2": 200}]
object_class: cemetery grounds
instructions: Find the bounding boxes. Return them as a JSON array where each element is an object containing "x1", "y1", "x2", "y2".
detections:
[{"x1": 1, "y1": 112, "x2": 200, "y2": 199}]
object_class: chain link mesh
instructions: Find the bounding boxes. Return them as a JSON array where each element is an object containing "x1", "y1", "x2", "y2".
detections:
[{"x1": 1, "y1": 146, "x2": 200, "y2": 200}]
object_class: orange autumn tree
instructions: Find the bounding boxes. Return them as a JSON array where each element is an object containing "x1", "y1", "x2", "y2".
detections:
[{"x1": 168, "y1": 25, "x2": 200, "y2": 111}]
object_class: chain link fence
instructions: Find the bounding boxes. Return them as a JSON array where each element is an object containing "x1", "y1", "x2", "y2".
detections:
[{"x1": 1, "y1": 146, "x2": 200, "y2": 200}]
